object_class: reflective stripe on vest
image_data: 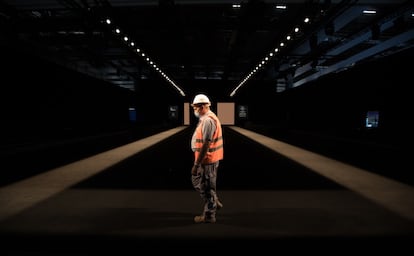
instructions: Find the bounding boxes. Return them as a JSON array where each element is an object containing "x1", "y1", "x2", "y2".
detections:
[{"x1": 194, "y1": 112, "x2": 223, "y2": 164}]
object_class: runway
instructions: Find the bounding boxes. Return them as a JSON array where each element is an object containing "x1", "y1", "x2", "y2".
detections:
[{"x1": 1, "y1": 125, "x2": 413, "y2": 254}]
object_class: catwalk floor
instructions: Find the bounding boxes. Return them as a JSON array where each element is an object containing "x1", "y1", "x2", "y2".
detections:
[{"x1": 1, "y1": 125, "x2": 413, "y2": 254}]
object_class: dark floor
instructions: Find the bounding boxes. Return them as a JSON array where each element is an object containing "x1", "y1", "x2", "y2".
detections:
[{"x1": 1, "y1": 125, "x2": 413, "y2": 254}]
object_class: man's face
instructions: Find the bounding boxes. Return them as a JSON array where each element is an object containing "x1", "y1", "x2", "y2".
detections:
[{"x1": 193, "y1": 104, "x2": 204, "y2": 118}]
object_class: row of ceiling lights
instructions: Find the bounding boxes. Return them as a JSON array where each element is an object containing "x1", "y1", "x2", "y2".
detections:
[
  {"x1": 104, "y1": 18, "x2": 186, "y2": 96},
  {"x1": 229, "y1": 14, "x2": 310, "y2": 97},
  {"x1": 105, "y1": 4, "x2": 380, "y2": 98},
  {"x1": 229, "y1": 5, "x2": 383, "y2": 97},
  {"x1": 103, "y1": 3, "x2": 300, "y2": 98}
]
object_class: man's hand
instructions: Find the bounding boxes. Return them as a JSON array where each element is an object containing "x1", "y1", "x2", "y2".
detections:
[{"x1": 191, "y1": 165, "x2": 199, "y2": 176}]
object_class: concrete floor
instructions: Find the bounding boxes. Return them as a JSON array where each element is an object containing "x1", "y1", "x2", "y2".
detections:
[{"x1": 1, "y1": 126, "x2": 413, "y2": 254}]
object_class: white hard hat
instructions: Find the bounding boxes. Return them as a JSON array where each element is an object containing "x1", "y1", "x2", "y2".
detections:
[{"x1": 192, "y1": 94, "x2": 211, "y2": 106}]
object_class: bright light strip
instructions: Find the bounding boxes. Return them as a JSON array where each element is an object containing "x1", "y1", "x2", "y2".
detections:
[
  {"x1": 230, "y1": 14, "x2": 312, "y2": 97},
  {"x1": 363, "y1": 10, "x2": 376, "y2": 14},
  {"x1": 104, "y1": 18, "x2": 185, "y2": 96}
]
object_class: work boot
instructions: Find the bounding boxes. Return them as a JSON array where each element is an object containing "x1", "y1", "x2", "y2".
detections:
[{"x1": 194, "y1": 215, "x2": 216, "y2": 223}]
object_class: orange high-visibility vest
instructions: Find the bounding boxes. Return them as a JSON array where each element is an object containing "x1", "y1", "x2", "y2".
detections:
[{"x1": 194, "y1": 112, "x2": 223, "y2": 164}]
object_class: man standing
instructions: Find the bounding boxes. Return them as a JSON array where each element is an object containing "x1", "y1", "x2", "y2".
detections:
[{"x1": 190, "y1": 94, "x2": 224, "y2": 223}]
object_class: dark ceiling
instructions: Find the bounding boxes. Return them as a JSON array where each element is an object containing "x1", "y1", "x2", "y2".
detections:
[{"x1": 1, "y1": 0, "x2": 413, "y2": 100}]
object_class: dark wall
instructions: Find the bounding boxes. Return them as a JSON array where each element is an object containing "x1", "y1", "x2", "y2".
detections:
[
  {"x1": 234, "y1": 47, "x2": 412, "y2": 144},
  {"x1": 132, "y1": 79, "x2": 184, "y2": 126},
  {"x1": 1, "y1": 47, "x2": 135, "y2": 143}
]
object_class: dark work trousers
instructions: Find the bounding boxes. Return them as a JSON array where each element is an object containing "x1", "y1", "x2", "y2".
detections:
[{"x1": 191, "y1": 161, "x2": 219, "y2": 219}]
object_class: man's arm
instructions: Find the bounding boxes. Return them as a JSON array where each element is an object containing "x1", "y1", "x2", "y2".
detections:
[{"x1": 195, "y1": 139, "x2": 211, "y2": 166}]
